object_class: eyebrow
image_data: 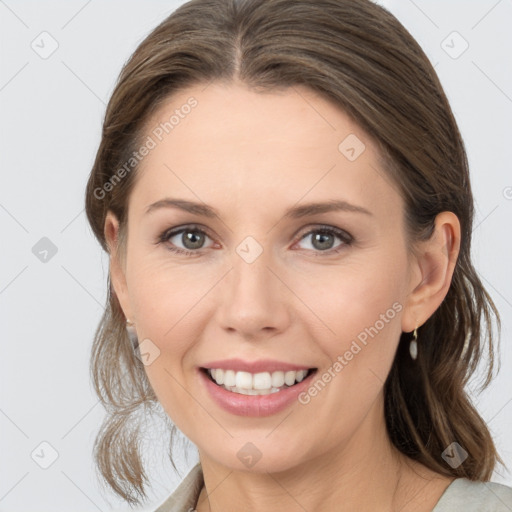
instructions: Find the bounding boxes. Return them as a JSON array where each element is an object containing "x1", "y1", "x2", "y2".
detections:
[{"x1": 144, "y1": 198, "x2": 372, "y2": 218}]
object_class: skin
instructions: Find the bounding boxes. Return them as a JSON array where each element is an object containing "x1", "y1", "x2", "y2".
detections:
[{"x1": 105, "y1": 82, "x2": 461, "y2": 511}]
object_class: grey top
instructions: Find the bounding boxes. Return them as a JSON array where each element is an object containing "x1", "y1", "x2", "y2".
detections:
[{"x1": 154, "y1": 462, "x2": 512, "y2": 511}]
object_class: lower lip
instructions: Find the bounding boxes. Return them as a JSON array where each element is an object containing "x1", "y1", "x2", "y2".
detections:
[{"x1": 199, "y1": 368, "x2": 317, "y2": 417}]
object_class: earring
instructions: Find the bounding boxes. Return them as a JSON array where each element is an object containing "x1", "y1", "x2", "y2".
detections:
[
  {"x1": 409, "y1": 327, "x2": 418, "y2": 360},
  {"x1": 126, "y1": 319, "x2": 139, "y2": 349}
]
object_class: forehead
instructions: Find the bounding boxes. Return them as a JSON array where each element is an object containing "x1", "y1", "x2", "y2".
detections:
[{"x1": 129, "y1": 82, "x2": 402, "y2": 221}]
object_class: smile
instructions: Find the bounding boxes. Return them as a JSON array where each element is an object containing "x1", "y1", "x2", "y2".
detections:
[{"x1": 202, "y1": 368, "x2": 317, "y2": 395}]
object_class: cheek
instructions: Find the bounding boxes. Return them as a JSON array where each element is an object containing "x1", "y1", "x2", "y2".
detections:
[
  {"x1": 126, "y1": 247, "x2": 210, "y2": 338},
  {"x1": 311, "y1": 249, "x2": 406, "y2": 364},
  {"x1": 126, "y1": 258, "x2": 209, "y2": 429}
]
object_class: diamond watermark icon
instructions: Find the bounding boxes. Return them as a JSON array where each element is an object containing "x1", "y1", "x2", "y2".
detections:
[
  {"x1": 441, "y1": 31, "x2": 469, "y2": 59},
  {"x1": 441, "y1": 442, "x2": 468, "y2": 468},
  {"x1": 135, "y1": 338, "x2": 161, "y2": 366},
  {"x1": 237, "y1": 442, "x2": 262, "y2": 468},
  {"x1": 338, "y1": 134, "x2": 366, "y2": 161},
  {"x1": 31, "y1": 441, "x2": 59, "y2": 469},
  {"x1": 32, "y1": 237, "x2": 58, "y2": 263},
  {"x1": 31, "y1": 31, "x2": 59, "y2": 60},
  {"x1": 236, "y1": 236, "x2": 263, "y2": 264}
]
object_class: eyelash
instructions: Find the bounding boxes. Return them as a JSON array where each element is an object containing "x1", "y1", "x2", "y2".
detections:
[{"x1": 156, "y1": 223, "x2": 354, "y2": 257}]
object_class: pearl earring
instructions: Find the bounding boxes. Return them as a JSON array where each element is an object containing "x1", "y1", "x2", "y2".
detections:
[
  {"x1": 409, "y1": 327, "x2": 418, "y2": 360},
  {"x1": 126, "y1": 318, "x2": 139, "y2": 348}
]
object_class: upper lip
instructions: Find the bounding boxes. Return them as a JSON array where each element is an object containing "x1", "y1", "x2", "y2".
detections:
[{"x1": 200, "y1": 358, "x2": 316, "y2": 374}]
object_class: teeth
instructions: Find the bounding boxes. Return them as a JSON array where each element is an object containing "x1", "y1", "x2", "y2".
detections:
[
  {"x1": 253, "y1": 372, "x2": 272, "y2": 390},
  {"x1": 224, "y1": 370, "x2": 236, "y2": 387},
  {"x1": 284, "y1": 371, "x2": 296, "y2": 386},
  {"x1": 212, "y1": 368, "x2": 222, "y2": 384},
  {"x1": 271, "y1": 371, "x2": 285, "y2": 388},
  {"x1": 295, "y1": 370, "x2": 306, "y2": 383},
  {"x1": 235, "y1": 371, "x2": 253, "y2": 390},
  {"x1": 207, "y1": 368, "x2": 310, "y2": 395}
]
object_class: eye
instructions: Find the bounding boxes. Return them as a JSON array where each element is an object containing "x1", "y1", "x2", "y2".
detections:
[
  {"x1": 157, "y1": 224, "x2": 215, "y2": 255},
  {"x1": 156, "y1": 224, "x2": 353, "y2": 257},
  {"x1": 294, "y1": 225, "x2": 353, "y2": 255}
]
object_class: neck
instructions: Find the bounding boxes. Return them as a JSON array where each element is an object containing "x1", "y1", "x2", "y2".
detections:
[{"x1": 195, "y1": 397, "x2": 448, "y2": 512}]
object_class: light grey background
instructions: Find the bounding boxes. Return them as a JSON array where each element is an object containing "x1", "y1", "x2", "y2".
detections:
[{"x1": 1, "y1": 1, "x2": 511, "y2": 511}]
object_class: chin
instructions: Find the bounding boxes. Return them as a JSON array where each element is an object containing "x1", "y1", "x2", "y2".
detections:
[{"x1": 201, "y1": 439, "x2": 310, "y2": 475}]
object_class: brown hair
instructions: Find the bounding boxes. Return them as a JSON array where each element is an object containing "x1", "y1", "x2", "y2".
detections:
[{"x1": 85, "y1": 0, "x2": 504, "y2": 504}]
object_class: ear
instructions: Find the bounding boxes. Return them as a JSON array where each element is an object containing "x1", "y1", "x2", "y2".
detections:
[
  {"x1": 401, "y1": 211, "x2": 461, "y2": 333},
  {"x1": 104, "y1": 211, "x2": 133, "y2": 322}
]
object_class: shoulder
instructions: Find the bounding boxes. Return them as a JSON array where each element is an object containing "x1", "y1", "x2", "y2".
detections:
[
  {"x1": 153, "y1": 462, "x2": 204, "y2": 512},
  {"x1": 433, "y1": 477, "x2": 512, "y2": 511},
  {"x1": 151, "y1": 467, "x2": 512, "y2": 512}
]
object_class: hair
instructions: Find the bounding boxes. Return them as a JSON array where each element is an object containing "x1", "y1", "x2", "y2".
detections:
[{"x1": 84, "y1": 0, "x2": 504, "y2": 505}]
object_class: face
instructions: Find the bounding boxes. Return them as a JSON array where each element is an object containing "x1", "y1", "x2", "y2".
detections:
[{"x1": 108, "y1": 82, "x2": 418, "y2": 473}]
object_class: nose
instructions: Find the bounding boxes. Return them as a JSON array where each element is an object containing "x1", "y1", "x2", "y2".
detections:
[{"x1": 216, "y1": 248, "x2": 292, "y2": 340}]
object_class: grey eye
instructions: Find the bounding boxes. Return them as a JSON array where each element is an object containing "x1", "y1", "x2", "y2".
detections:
[{"x1": 297, "y1": 229, "x2": 347, "y2": 252}]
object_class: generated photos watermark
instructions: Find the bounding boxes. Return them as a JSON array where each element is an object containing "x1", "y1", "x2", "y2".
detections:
[{"x1": 298, "y1": 301, "x2": 403, "y2": 405}]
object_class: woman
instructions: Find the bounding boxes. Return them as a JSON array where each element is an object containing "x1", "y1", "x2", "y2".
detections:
[{"x1": 84, "y1": 0, "x2": 512, "y2": 510}]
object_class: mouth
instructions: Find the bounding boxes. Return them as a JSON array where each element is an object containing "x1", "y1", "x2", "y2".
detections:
[{"x1": 200, "y1": 367, "x2": 318, "y2": 396}]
